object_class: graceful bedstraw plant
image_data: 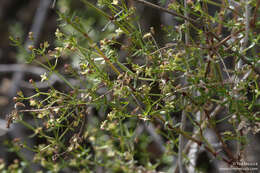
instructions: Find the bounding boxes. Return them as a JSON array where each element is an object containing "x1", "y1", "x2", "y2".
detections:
[{"x1": 5, "y1": 0, "x2": 260, "y2": 172}]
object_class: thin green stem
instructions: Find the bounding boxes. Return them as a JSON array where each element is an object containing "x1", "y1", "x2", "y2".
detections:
[{"x1": 61, "y1": 14, "x2": 121, "y2": 76}]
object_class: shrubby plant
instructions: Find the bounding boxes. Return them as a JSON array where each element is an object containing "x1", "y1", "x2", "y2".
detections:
[{"x1": 3, "y1": 0, "x2": 260, "y2": 172}]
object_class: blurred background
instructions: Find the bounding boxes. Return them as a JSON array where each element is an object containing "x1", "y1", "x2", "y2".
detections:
[{"x1": 0, "y1": 0, "x2": 58, "y2": 171}]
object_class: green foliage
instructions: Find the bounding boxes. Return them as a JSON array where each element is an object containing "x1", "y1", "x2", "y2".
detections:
[{"x1": 4, "y1": 0, "x2": 260, "y2": 172}]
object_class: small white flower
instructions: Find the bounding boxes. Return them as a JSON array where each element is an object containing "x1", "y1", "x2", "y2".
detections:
[
  {"x1": 138, "y1": 114, "x2": 150, "y2": 121},
  {"x1": 53, "y1": 108, "x2": 60, "y2": 113},
  {"x1": 40, "y1": 72, "x2": 48, "y2": 82},
  {"x1": 143, "y1": 33, "x2": 152, "y2": 39},
  {"x1": 55, "y1": 28, "x2": 63, "y2": 39},
  {"x1": 100, "y1": 120, "x2": 108, "y2": 130},
  {"x1": 29, "y1": 99, "x2": 37, "y2": 106},
  {"x1": 140, "y1": 117, "x2": 150, "y2": 121},
  {"x1": 112, "y1": 0, "x2": 119, "y2": 5},
  {"x1": 115, "y1": 28, "x2": 123, "y2": 35},
  {"x1": 55, "y1": 47, "x2": 63, "y2": 53},
  {"x1": 107, "y1": 150, "x2": 115, "y2": 157}
]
